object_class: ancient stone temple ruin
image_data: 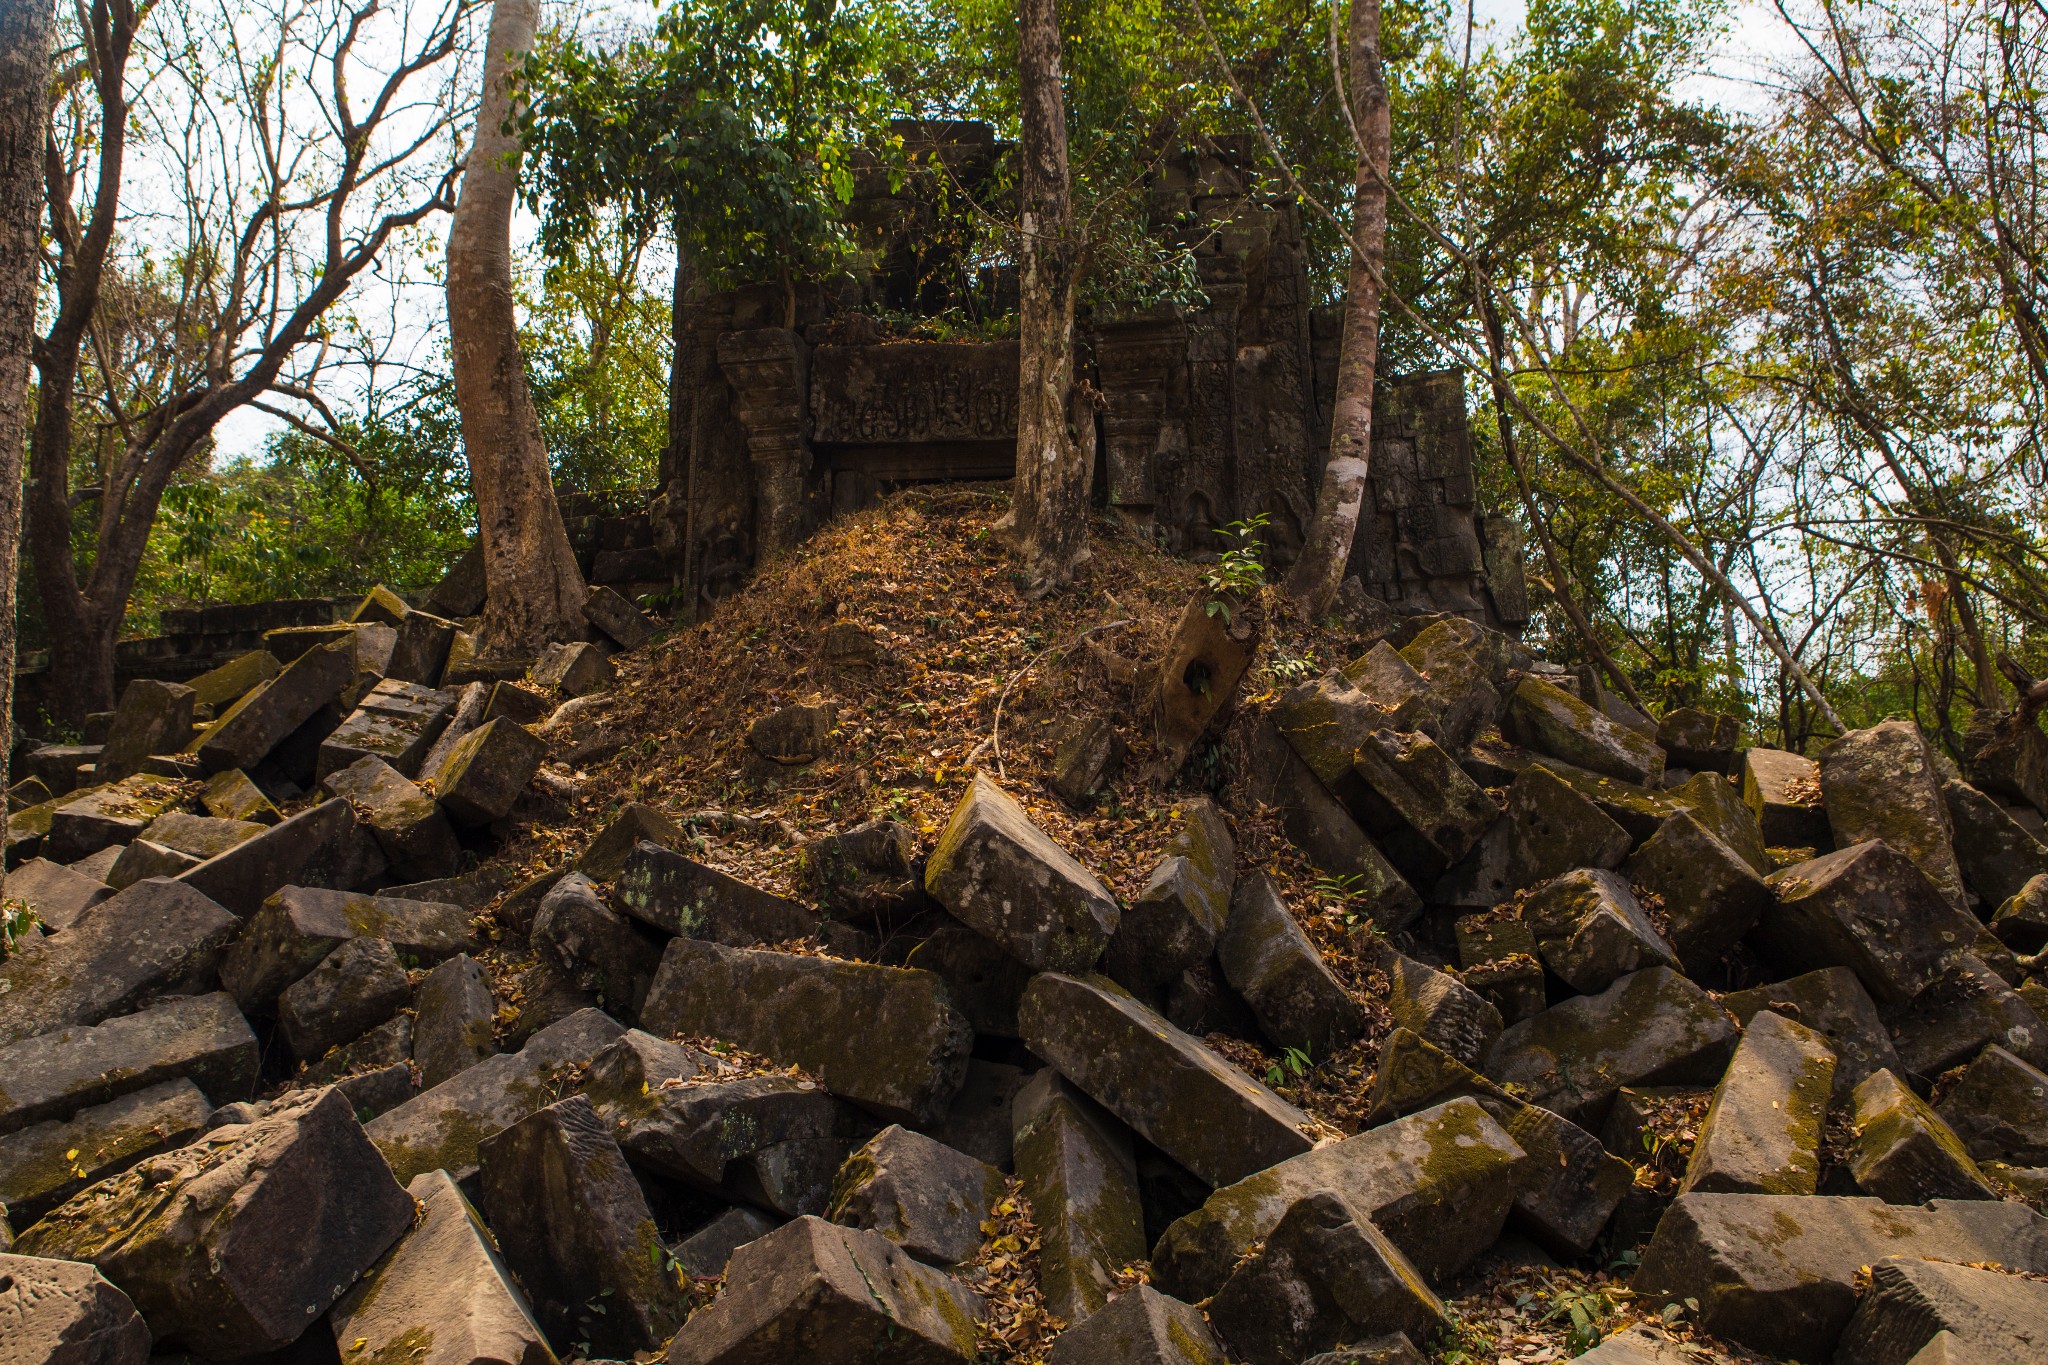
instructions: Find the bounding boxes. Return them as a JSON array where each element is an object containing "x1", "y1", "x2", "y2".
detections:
[
  {"x1": 18, "y1": 127, "x2": 1529, "y2": 708},
  {"x1": 663, "y1": 124, "x2": 1528, "y2": 629}
]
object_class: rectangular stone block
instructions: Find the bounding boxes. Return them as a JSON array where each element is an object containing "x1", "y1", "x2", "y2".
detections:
[
  {"x1": 0, "y1": 878, "x2": 239, "y2": 1046},
  {"x1": 45, "y1": 774, "x2": 188, "y2": 864},
  {"x1": 366, "y1": 1007, "x2": 625, "y2": 1184},
  {"x1": 318, "y1": 678, "x2": 457, "y2": 782},
  {"x1": 0, "y1": 993, "x2": 258, "y2": 1136},
  {"x1": 640, "y1": 938, "x2": 971, "y2": 1126},
  {"x1": 198, "y1": 638, "x2": 355, "y2": 774},
  {"x1": 176, "y1": 797, "x2": 386, "y2": 917},
  {"x1": 1018, "y1": 972, "x2": 1313, "y2": 1187}
]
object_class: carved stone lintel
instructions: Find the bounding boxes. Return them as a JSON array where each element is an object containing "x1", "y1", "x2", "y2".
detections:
[{"x1": 718, "y1": 328, "x2": 815, "y2": 560}]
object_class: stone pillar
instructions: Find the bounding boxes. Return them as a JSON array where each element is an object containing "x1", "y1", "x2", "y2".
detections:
[
  {"x1": 1093, "y1": 309, "x2": 1186, "y2": 526},
  {"x1": 717, "y1": 327, "x2": 815, "y2": 561}
]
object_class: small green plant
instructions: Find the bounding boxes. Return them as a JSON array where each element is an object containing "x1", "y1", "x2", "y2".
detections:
[
  {"x1": 1269, "y1": 648, "x2": 1317, "y2": 683},
  {"x1": 0, "y1": 898, "x2": 40, "y2": 960},
  {"x1": 1202, "y1": 514, "x2": 1270, "y2": 622},
  {"x1": 1313, "y1": 871, "x2": 1372, "y2": 928},
  {"x1": 1265, "y1": 1045, "x2": 1312, "y2": 1087},
  {"x1": 1542, "y1": 1284, "x2": 1623, "y2": 1355}
]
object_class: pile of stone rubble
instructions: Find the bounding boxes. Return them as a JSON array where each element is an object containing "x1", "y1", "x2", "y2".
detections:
[{"x1": 4, "y1": 601, "x2": 2048, "y2": 1365}]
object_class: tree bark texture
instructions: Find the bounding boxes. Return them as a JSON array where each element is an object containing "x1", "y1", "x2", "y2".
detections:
[
  {"x1": 448, "y1": 0, "x2": 586, "y2": 657},
  {"x1": 1005, "y1": 0, "x2": 1089, "y2": 596},
  {"x1": 27, "y1": 0, "x2": 138, "y2": 719},
  {"x1": 1284, "y1": 0, "x2": 1389, "y2": 617},
  {"x1": 0, "y1": 0, "x2": 54, "y2": 761}
]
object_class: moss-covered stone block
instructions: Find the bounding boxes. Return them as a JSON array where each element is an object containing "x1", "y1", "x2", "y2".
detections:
[
  {"x1": 1849, "y1": 1068, "x2": 1998, "y2": 1203},
  {"x1": 1018, "y1": 971, "x2": 1312, "y2": 1188},
  {"x1": 1819, "y1": 720, "x2": 1969, "y2": 910},
  {"x1": 1152, "y1": 1097, "x2": 1524, "y2": 1301},
  {"x1": 665, "y1": 1215, "x2": 983, "y2": 1365},
  {"x1": 1504, "y1": 676, "x2": 1664, "y2": 785},
  {"x1": 1680, "y1": 1009, "x2": 1833, "y2": 1196},
  {"x1": 1481, "y1": 966, "x2": 1738, "y2": 1126},
  {"x1": 924, "y1": 772, "x2": 1119, "y2": 973},
  {"x1": 639, "y1": 939, "x2": 971, "y2": 1126},
  {"x1": 14, "y1": 1087, "x2": 413, "y2": 1359}
]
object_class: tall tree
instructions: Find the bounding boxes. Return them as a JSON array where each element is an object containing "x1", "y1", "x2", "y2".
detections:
[
  {"x1": 0, "y1": 0, "x2": 55, "y2": 776},
  {"x1": 1283, "y1": 0, "x2": 1390, "y2": 616},
  {"x1": 27, "y1": 0, "x2": 471, "y2": 720},
  {"x1": 449, "y1": 0, "x2": 586, "y2": 656},
  {"x1": 1002, "y1": 0, "x2": 1092, "y2": 596}
]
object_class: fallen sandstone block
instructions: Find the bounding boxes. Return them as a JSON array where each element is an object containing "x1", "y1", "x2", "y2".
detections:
[
  {"x1": 1719, "y1": 967, "x2": 1901, "y2": 1106},
  {"x1": 640, "y1": 938, "x2": 971, "y2": 1126},
  {"x1": 924, "y1": 772, "x2": 1120, "y2": 973},
  {"x1": 532, "y1": 871, "x2": 664, "y2": 1020},
  {"x1": 1819, "y1": 719, "x2": 1969, "y2": 910},
  {"x1": 479, "y1": 1094, "x2": 683, "y2": 1358},
  {"x1": 663, "y1": 1215, "x2": 983, "y2": 1365},
  {"x1": 2, "y1": 856, "x2": 111, "y2": 934},
  {"x1": 277, "y1": 934, "x2": 413, "y2": 1062},
  {"x1": 176, "y1": 796, "x2": 386, "y2": 917},
  {"x1": 1216, "y1": 870, "x2": 1366, "y2": 1056},
  {"x1": 322, "y1": 755, "x2": 462, "y2": 880},
  {"x1": 14, "y1": 1087, "x2": 414, "y2": 1360},
  {"x1": 583, "y1": 1028, "x2": 874, "y2": 1205},
  {"x1": 0, "y1": 1252, "x2": 151, "y2": 1365},
  {"x1": 826, "y1": 1123, "x2": 1004, "y2": 1268},
  {"x1": 199, "y1": 768, "x2": 280, "y2": 825},
  {"x1": 1044, "y1": 1284, "x2": 1227, "y2": 1365},
  {"x1": 1679, "y1": 1009, "x2": 1834, "y2": 1196},
  {"x1": 1741, "y1": 746, "x2": 1831, "y2": 848},
  {"x1": 331, "y1": 1168, "x2": 556, "y2": 1365},
  {"x1": 1481, "y1": 966, "x2": 1738, "y2": 1125},
  {"x1": 96, "y1": 679, "x2": 197, "y2": 783},
  {"x1": 1522, "y1": 868, "x2": 1678, "y2": 994},
  {"x1": 1207, "y1": 1190, "x2": 1447, "y2": 1365},
  {"x1": 1849, "y1": 1068, "x2": 1999, "y2": 1203},
  {"x1": 1621, "y1": 810, "x2": 1770, "y2": 975},
  {"x1": 614, "y1": 839, "x2": 820, "y2": 945},
  {"x1": 1151, "y1": 1097, "x2": 1526, "y2": 1302},
  {"x1": 0, "y1": 878, "x2": 238, "y2": 1047},
  {"x1": 409, "y1": 953, "x2": 498, "y2": 1088},
  {"x1": 1246, "y1": 718, "x2": 1421, "y2": 928},
  {"x1": 1383, "y1": 950, "x2": 1502, "y2": 1068},
  {"x1": 1754, "y1": 840, "x2": 1978, "y2": 1006},
  {"x1": 198, "y1": 638, "x2": 355, "y2": 775},
  {"x1": 1943, "y1": 777, "x2": 2048, "y2": 909},
  {"x1": 1631, "y1": 1192, "x2": 2048, "y2": 1360},
  {"x1": 1101, "y1": 797, "x2": 1234, "y2": 992},
  {"x1": 366, "y1": 1006, "x2": 624, "y2": 1183},
  {"x1": 433, "y1": 717, "x2": 547, "y2": 825},
  {"x1": 0, "y1": 1079, "x2": 213, "y2": 1226},
  {"x1": 0, "y1": 993, "x2": 257, "y2": 1137},
  {"x1": 1836, "y1": 1255, "x2": 2048, "y2": 1365},
  {"x1": 46, "y1": 774, "x2": 188, "y2": 864},
  {"x1": 219, "y1": 883, "x2": 469, "y2": 1012},
  {"x1": 1011, "y1": 1069, "x2": 1146, "y2": 1322},
  {"x1": 1504, "y1": 675, "x2": 1665, "y2": 785},
  {"x1": 1935, "y1": 1043, "x2": 2048, "y2": 1165},
  {"x1": 1018, "y1": 972, "x2": 1314, "y2": 1187}
]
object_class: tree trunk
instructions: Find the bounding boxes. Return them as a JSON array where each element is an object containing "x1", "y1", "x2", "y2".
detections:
[
  {"x1": 1283, "y1": 0, "x2": 1390, "y2": 618},
  {"x1": 28, "y1": 0, "x2": 137, "y2": 724},
  {"x1": 0, "y1": 0, "x2": 54, "y2": 760},
  {"x1": 1004, "y1": 0, "x2": 1088, "y2": 596},
  {"x1": 448, "y1": 0, "x2": 586, "y2": 658}
]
